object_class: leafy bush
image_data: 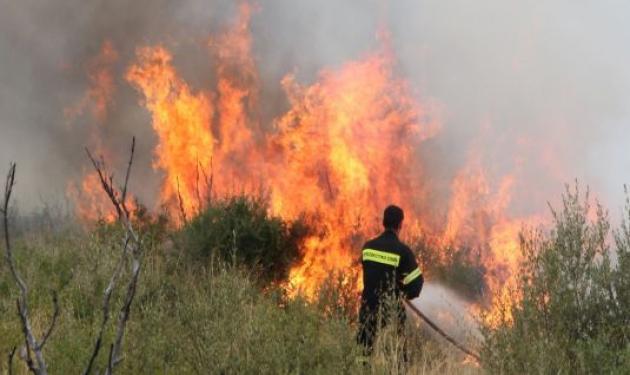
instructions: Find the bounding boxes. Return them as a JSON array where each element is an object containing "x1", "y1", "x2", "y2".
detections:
[
  {"x1": 178, "y1": 196, "x2": 307, "y2": 283},
  {"x1": 482, "y1": 187, "x2": 630, "y2": 374},
  {"x1": 411, "y1": 236, "x2": 486, "y2": 301}
]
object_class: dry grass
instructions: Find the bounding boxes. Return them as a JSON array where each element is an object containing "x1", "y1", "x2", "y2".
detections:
[{"x1": 0, "y1": 217, "x2": 481, "y2": 374}]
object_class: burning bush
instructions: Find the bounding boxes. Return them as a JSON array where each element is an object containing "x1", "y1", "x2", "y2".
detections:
[
  {"x1": 481, "y1": 186, "x2": 630, "y2": 373},
  {"x1": 177, "y1": 196, "x2": 307, "y2": 283}
]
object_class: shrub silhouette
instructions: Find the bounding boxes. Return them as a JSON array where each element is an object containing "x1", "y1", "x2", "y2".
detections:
[{"x1": 179, "y1": 196, "x2": 307, "y2": 283}]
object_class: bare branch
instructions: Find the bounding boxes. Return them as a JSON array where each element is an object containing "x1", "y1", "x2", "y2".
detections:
[
  {"x1": 120, "y1": 137, "x2": 136, "y2": 216},
  {"x1": 176, "y1": 177, "x2": 187, "y2": 224},
  {"x1": 195, "y1": 158, "x2": 202, "y2": 212},
  {"x1": 3, "y1": 164, "x2": 27, "y2": 296},
  {"x1": 85, "y1": 149, "x2": 122, "y2": 220},
  {"x1": 109, "y1": 257, "x2": 141, "y2": 369},
  {"x1": 206, "y1": 156, "x2": 214, "y2": 203},
  {"x1": 106, "y1": 344, "x2": 114, "y2": 375},
  {"x1": 84, "y1": 137, "x2": 143, "y2": 375},
  {"x1": 38, "y1": 291, "x2": 60, "y2": 350},
  {"x1": 16, "y1": 299, "x2": 37, "y2": 374},
  {"x1": 8, "y1": 346, "x2": 16, "y2": 375},
  {"x1": 82, "y1": 236, "x2": 130, "y2": 375},
  {"x1": 81, "y1": 332, "x2": 102, "y2": 375},
  {"x1": 3, "y1": 164, "x2": 51, "y2": 375}
]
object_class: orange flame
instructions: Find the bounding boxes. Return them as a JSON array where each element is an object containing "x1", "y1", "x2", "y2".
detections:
[
  {"x1": 70, "y1": 4, "x2": 544, "y2": 318},
  {"x1": 271, "y1": 48, "x2": 437, "y2": 295},
  {"x1": 126, "y1": 46, "x2": 215, "y2": 217}
]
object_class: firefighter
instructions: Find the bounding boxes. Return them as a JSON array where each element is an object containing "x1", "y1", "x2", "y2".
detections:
[{"x1": 357, "y1": 205, "x2": 424, "y2": 356}]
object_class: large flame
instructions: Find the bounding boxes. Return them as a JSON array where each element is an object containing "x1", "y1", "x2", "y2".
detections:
[
  {"x1": 126, "y1": 46, "x2": 216, "y2": 217},
  {"x1": 71, "y1": 3, "x2": 544, "y2": 320},
  {"x1": 271, "y1": 46, "x2": 437, "y2": 296}
]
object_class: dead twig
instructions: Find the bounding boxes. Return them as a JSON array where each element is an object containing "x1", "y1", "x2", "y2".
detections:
[
  {"x1": 176, "y1": 176, "x2": 187, "y2": 224},
  {"x1": 7, "y1": 346, "x2": 16, "y2": 375},
  {"x1": 16, "y1": 299, "x2": 36, "y2": 374},
  {"x1": 120, "y1": 137, "x2": 136, "y2": 217},
  {"x1": 38, "y1": 291, "x2": 60, "y2": 350},
  {"x1": 82, "y1": 236, "x2": 130, "y2": 375},
  {"x1": 2, "y1": 163, "x2": 58, "y2": 375},
  {"x1": 109, "y1": 255, "x2": 141, "y2": 369},
  {"x1": 195, "y1": 158, "x2": 202, "y2": 213},
  {"x1": 83, "y1": 137, "x2": 143, "y2": 375},
  {"x1": 106, "y1": 344, "x2": 114, "y2": 375},
  {"x1": 199, "y1": 156, "x2": 213, "y2": 205}
]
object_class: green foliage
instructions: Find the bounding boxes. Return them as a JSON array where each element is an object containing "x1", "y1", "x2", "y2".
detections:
[
  {"x1": 482, "y1": 186, "x2": 630, "y2": 374},
  {"x1": 178, "y1": 196, "x2": 306, "y2": 283},
  {"x1": 431, "y1": 246, "x2": 485, "y2": 301},
  {"x1": 0, "y1": 224, "x2": 473, "y2": 375},
  {"x1": 411, "y1": 237, "x2": 485, "y2": 300}
]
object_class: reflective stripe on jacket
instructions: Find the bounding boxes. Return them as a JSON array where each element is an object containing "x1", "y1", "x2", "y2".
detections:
[{"x1": 360, "y1": 230, "x2": 423, "y2": 309}]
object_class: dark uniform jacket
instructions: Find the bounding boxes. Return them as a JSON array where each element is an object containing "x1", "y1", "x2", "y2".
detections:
[
  {"x1": 357, "y1": 229, "x2": 423, "y2": 353},
  {"x1": 360, "y1": 229, "x2": 423, "y2": 310}
]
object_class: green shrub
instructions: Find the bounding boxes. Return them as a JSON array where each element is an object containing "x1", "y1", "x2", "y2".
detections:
[
  {"x1": 410, "y1": 236, "x2": 486, "y2": 301},
  {"x1": 481, "y1": 186, "x2": 630, "y2": 374},
  {"x1": 178, "y1": 196, "x2": 306, "y2": 283}
]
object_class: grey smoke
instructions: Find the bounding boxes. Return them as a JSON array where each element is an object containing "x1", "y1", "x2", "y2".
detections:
[
  {"x1": 1, "y1": 0, "x2": 629, "y2": 218},
  {"x1": 409, "y1": 283, "x2": 482, "y2": 350}
]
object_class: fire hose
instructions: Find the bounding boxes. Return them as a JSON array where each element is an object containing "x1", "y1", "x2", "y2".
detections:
[{"x1": 403, "y1": 299, "x2": 481, "y2": 362}]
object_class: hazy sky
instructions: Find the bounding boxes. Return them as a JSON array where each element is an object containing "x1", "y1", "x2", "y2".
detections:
[{"x1": 0, "y1": 0, "x2": 629, "y2": 218}]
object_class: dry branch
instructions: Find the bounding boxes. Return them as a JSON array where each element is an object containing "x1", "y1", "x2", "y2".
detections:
[
  {"x1": 82, "y1": 236, "x2": 130, "y2": 375},
  {"x1": 83, "y1": 137, "x2": 143, "y2": 375},
  {"x1": 120, "y1": 138, "x2": 136, "y2": 214},
  {"x1": 2, "y1": 163, "x2": 59, "y2": 375},
  {"x1": 38, "y1": 292, "x2": 59, "y2": 351},
  {"x1": 176, "y1": 176, "x2": 187, "y2": 224},
  {"x1": 7, "y1": 346, "x2": 16, "y2": 375}
]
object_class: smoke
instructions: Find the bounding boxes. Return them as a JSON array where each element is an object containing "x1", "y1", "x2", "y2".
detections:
[
  {"x1": 388, "y1": 0, "x2": 630, "y2": 216},
  {"x1": 410, "y1": 283, "x2": 482, "y2": 348},
  {"x1": 1, "y1": 0, "x2": 629, "y2": 218}
]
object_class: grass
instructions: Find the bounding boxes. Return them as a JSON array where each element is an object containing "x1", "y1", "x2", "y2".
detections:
[
  {"x1": 6, "y1": 186, "x2": 630, "y2": 374},
  {"x1": 0, "y1": 210, "x2": 478, "y2": 375}
]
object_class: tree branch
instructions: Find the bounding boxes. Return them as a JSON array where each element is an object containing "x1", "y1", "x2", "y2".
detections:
[
  {"x1": 3, "y1": 163, "x2": 52, "y2": 375},
  {"x1": 3, "y1": 164, "x2": 27, "y2": 296},
  {"x1": 17, "y1": 299, "x2": 37, "y2": 374},
  {"x1": 82, "y1": 236, "x2": 130, "y2": 375},
  {"x1": 109, "y1": 256, "x2": 140, "y2": 369},
  {"x1": 120, "y1": 137, "x2": 136, "y2": 217},
  {"x1": 176, "y1": 177, "x2": 187, "y2": 224},
  {"x1": 8, "y1": 346, "x2": 16, "y2": 375},
  {"x1": 106, "y1": 344, "x2": 114, "y2": 375},
  {"x1": 37, "y1": 291, "x2": 59, "y2": 350},
  {"x1": 83, "y1": 137, "x2": 143, "y2": 375}
]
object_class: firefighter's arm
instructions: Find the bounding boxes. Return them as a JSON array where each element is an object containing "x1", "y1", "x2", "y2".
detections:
[{"x1": 400, "y1": 249, "x2": 423, "y2": 300}]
